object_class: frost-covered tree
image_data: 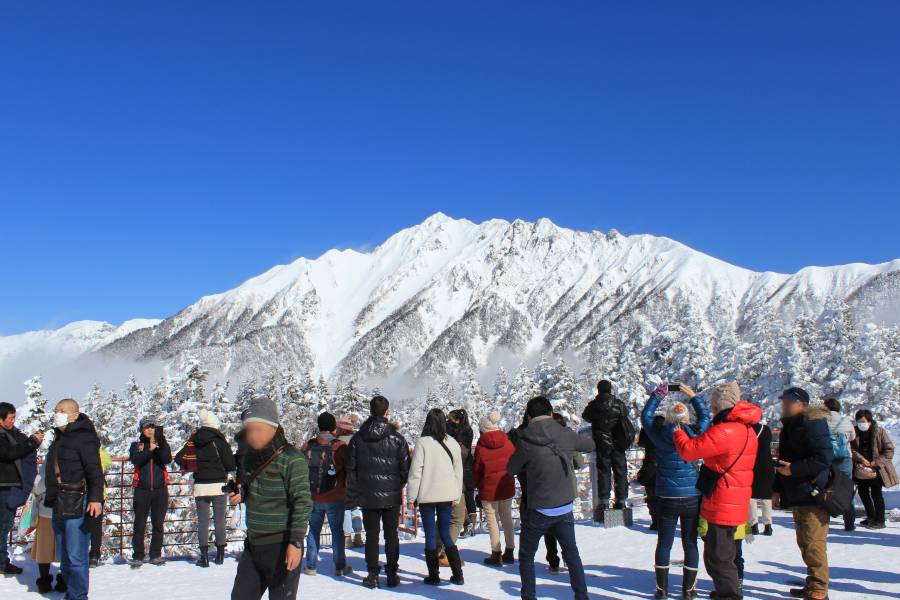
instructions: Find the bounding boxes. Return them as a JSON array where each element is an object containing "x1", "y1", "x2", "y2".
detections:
[
  {"x1": 461, "y1": 371, "x2": 490, "y2": 424},
  {"x1": 547, "y1": 360, "x2": 582, "y2": 423},
  {"x1": 19, "y1": 376, "x2": 48, "y2": 434}
]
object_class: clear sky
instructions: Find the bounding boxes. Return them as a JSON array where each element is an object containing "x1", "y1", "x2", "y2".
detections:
[{"x1": 1, "y1": 2, "x2": 898, "y2": 335}]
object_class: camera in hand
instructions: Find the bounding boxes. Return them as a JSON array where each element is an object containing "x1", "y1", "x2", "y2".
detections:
[
  {"x1": 668, "y1": 383, "x2": 681, "y2": 392},
  {"x1": 223, "y1": 480, "x2": 240, "y2": 495}
]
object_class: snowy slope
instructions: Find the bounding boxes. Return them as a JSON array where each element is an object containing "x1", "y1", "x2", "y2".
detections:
[
  {"x1": 96, "y1": 213, "x2": 899, "y2": 382},
  {"x1": 0, "y1": 319, "x2": 160, "y2": 366},
  {"x1": 2, "y1": 504, "x2": 897, "y2": 599}
]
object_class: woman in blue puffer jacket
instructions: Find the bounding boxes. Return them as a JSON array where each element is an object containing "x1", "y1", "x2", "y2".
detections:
[{"x1": 641, "y1": 382, "x2": 711, "y2": 600}]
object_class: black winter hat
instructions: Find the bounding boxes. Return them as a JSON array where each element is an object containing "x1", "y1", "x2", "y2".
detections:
[
  {"x1": 597, "y1": 380, "x2": 613, "y2": 395},
  {"x1": 779, "y1": 387, "x2": 810, "y2": 404},
  {"x1": 317, "y1": 411, "x2": 337, "y2": 432}
]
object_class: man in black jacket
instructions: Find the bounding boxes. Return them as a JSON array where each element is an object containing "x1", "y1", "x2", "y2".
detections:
[
  {"x1": 346, "y1": 396, "x2": 411, "y2": 589},
  {"x1": 128, "y1": 416, "x2": 173, "y2": 567},
  {"x1": 0, "y1": 402, "x2": 45, "y2": 574},
  {"x1": 45, "y1": 399, "x2": 103, "y2": 600},
  {"x1": 581, "y1": 380, "x2": 630, "y2": 519},
  {"x1": 773, "y1": 387, "x2": 833, "y2": 600},
  {"x1": 508, "y1": 396, "x2": 596, "y2": 600}
]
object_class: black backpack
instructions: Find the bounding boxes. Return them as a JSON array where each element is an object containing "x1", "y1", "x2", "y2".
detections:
[
  {"x1": 612, "y1": 406, "x2": 637, "y2": 451},
  {"x1": 307, "y1": 439, "x2": 340, "y2": 495}
]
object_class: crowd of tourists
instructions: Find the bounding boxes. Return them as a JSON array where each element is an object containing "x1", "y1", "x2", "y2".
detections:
[{"x1": 0, "y1": 377, "x2": 895, "y2": 600}]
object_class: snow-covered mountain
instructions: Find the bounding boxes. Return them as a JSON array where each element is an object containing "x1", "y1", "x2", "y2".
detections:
[
  {"x1": 89, "y1": 213, "x2": 898, "y2": 383},
  {"x1": 0, "y1": 318, "x2": 161, "y2": 367}
]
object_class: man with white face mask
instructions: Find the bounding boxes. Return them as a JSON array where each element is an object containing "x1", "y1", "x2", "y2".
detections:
[{"x1": 44, "y1": 399, "x2": 104, "y2": 600}]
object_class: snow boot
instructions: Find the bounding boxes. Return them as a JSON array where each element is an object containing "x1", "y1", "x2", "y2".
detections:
[
  {"x1": 36, "y1": 575, "x2": 53, "y2": 594},
  {"x1": 215, "y1": 545, "x2": 226, "y2": 565},
  {"x1": 353, "y1": 533, "x2": 365, "y2": 548},
  {"x1": 763, "y1": 524, "x2": 773, "y2": 536},
  {"x1": 196, "y1": 546, "x2": 210, "y2": 568},
  {"x1": 483, "y1": 551, "x2": 502, "y2": 566},
  {"x1": 501, "y1": 547, "x2": 515, "y2": 564},
  {"x1": 362, "y1": 569, "x2": 380, "y2": 589},
  {"x1": 682, "y1": 567, "x2": 698, "y2": 599},
  {"x1": 446, "y1": 546, "x2": 464, "y2": 585},
  {"x1": 386, "y1": 568, "x2": 400, "y2": 588},
  {"x1": 654, "y1": 566, "x2": 668, "y2": 599},
  {"x1": 424, "y1": 550, "x2": 441, "y2": 585},
  {"x1": 751, "y1": 524, "x2": 759, "y2": 536},
  {"x1": 54, "y1": 574, "x2": 67, "y2": 593}
]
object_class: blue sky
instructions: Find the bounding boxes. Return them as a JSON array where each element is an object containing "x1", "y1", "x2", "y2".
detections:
[{"x1": 1, "y1": 2, "x2": 898, "y2": 334}]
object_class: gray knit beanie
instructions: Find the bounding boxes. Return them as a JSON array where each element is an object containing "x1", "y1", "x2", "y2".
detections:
[{"x1": 242, "y1": 395, "x2": 280, "y2": 428}]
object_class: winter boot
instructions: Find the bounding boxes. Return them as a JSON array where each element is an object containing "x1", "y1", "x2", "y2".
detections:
[
  {"x1": 548, "y1": 556, "x2": 561, "y2": 573},
  {"x1": 424, "y1": 550, "x2": 442, "y2": 585},
  {"x1": 2, "y1": 562, "x2": 23, "y2": 575},
  {"x1": 386, "y1": 568, "x2": 400, "y2": 588},
  {"x1": 445, "y1": 545, "x2": 464, "y2": 585},
  {"x1": 654, "y1": 566, "x2": 669, "y2": 599},
  {"x1": 352, "y1": 533, "x2": 364, "y2": 548},
  {"x1": 763, "y1": 524, "x2": 773, "y2": 536},
  {"x1": 362, "y1": 569, "x2": 380, "y2": 589},
  {"x1": 36, "y1": 575, "x2": 54, "y2": 594},
  {"x1": 751, "y1": 524, "x2": 759, "y2": 536},
  {"x1": 502, "y1": 547, "x2": 515, "y2": 564},
  {"x1": 215, "y1": 545, "x2": 226, "y2": 565},
  {"x1": 682, "y1": 567, "x2": 698, "y2": 599},
  {"x1": 196, "y1": 546, "x2": 210, "y2": 568},
  {"x1": 54, "y1": 574, "x2": 67, "y2": 593},
  {"x1": 483, "y1": 551, "x2": 503, "y2": 566}
]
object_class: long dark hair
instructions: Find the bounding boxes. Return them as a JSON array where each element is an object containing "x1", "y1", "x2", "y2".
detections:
[
  {"x1": 421, "y1": 408, "x2": 448, "y2": 440},
  {"x1": 855, "y1": 409, "x2": 876, "y2": 428}
]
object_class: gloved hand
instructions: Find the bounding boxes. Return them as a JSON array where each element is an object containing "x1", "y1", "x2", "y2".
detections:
[{"x1": 653, "y1": 383, "x2": 669, "y2": 399}]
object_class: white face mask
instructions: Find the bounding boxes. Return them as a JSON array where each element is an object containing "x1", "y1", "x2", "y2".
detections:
[
  {"x1": 53, "y1": 411, "x2": 71, "y2": 428},
  {"x1": 857, "y1": 421, "x2": 871, "y2": 432}
]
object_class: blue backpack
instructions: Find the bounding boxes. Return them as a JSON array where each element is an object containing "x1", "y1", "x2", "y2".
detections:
[{"x1": 830, "y1": 416, "x2": 851, "y2": 460}]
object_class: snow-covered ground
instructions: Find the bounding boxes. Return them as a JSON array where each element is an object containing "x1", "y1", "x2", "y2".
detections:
[{"x1": 3, "y1": 501, "x2": 898, "y2": 599}]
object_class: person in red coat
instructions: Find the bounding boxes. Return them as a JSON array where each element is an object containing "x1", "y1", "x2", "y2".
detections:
[
  {"x1": 674, "y1": 382, "x2": 761, "y2": 600},
  {"x1": 473, "y1": 411, "x2": 516, "y2": 566}
]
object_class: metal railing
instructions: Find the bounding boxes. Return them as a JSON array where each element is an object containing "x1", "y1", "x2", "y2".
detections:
[{"x1": 9, "y1": 449, "x2": 647, "y2": 559}]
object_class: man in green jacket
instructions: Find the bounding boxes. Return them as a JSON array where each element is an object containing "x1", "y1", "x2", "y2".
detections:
[{"x1": 229, "y1": 395, "x2": 312, "y2": 600}]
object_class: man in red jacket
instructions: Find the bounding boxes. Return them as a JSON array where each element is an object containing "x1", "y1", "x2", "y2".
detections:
[
  {"x1": 301, "y1": 412, "x2": 352, "y2": 577},
  {"x1": 674, "y1": 382, "x2": 761, "y2": 600}
]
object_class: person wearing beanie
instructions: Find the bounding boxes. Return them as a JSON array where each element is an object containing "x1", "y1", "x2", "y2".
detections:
[
  {"x1": 228, "y1": 395, "x2": 312, "y2": 600},
  {"x1": 175, "y1": 409, "x2": 236, "y2": 568},
  {"x1": 641, "y1": 382, "x2": 711, "y2": 599},
  {"x1": 673, "y1": 381, "x2": 761, "y2": 600},
  {"x1": 473, "y1": 410, "x2": 516, "y2": 566},
  {"x1": 582, "y1": 379, "x2": 633, "y2": 520},
  {"x1": 774, "y1": 387, "x2": 834, "y2": 600},
  {"x1": 301, "y1": 411, "x2": 352, "y2": 577},
  {"x1": 128, "y1": 414, "x2": 172, "y2": 567}
]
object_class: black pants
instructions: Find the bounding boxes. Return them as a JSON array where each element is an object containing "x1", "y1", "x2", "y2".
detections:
[
  {"x1": 544, "y1": 533, "x2": 560, "y2": 567},
  {"x1": 231, "y1": 540, "x2": 300, "y2": 600},
  {"x1": 704, "y1": 523, "x2": 741, "y2": 599},
  {"x1": 88, "y1": 504, "x2": 104, "y2": 560},
  {"x1": 133, "y1": 487, "x2": 168, "y2": 560},
  {"x1": 463, "y1": 488, "x2": 476, "y2": 515},
  {"x1": 362, "y1": 506, "x2": 400, "y2": 574},
  {"x1": 596, "y1": 449, "x2": 629, "y2": 505},
  {"x1": 857, "y1": 479, "x2": 885, "y2": 524},
  {"x1": 645, "y1": 478, "x2": 659, "y2": 524}
]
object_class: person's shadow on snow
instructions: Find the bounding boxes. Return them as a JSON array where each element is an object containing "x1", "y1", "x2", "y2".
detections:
[{"x1": 759, "y1": 560, "x2": 900, "y2": 597}]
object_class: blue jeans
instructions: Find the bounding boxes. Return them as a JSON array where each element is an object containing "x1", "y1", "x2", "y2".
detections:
[
  {"x1": 305, "y1": 500, "x2": 346, "y2": 570},
  {"x1": 419, "y1": 502, "x2": 453, "y2": 551},
  {"x1": 53, "y1": 512, "x2": 91, "y2": 600},
  {"x1": 519, "y1": 509, "x2": 587, "y2": 600},
  {"x1": 0, "y1": 489, "x2": 14, "y2": 567},
  {"x1": 655, "y1": 496, "x2": 700, "y2": 568}
]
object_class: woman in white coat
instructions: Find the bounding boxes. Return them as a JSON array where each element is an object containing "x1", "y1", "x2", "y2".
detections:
[{"x1": 407, "y1": 408, "x2": 465, "y2": 586}]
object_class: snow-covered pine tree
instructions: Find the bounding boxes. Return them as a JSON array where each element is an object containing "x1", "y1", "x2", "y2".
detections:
[
  {"x1": 316, "y1": 375, "x2": 330, "y2": 414},
  {"x1": 547, "y1": 359, "x2": 582, "y2": 423},
  {"x1": 461, "y1": 371, "x2": 490, "y2": 424},
  {"x1": 508, "y1": 364, "x2": 540, "y2": 426},
  {"x1": 19, "y1": 376, "x2": 48, "y2": 435}
]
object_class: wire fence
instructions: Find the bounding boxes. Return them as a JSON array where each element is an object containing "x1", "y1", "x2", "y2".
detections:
[{"x1": 9, "y1": 449, "x2": 646, "y2": 559}]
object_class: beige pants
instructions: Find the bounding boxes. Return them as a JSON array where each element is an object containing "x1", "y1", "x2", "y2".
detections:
[
  {"x1": 793, "y1": 505, "x2": 830, "y2": 595},
  {"x1": 482, "y1": 498, "x2": 515, "y2": 552},
  {"x1": 749, "y1": 498, "x2": 772, "y2": 525}
]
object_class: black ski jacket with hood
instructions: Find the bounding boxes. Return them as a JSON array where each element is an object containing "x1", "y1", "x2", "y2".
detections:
[{"x1": 346, "y1": 416, "x2": 411, "y2": 509}]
